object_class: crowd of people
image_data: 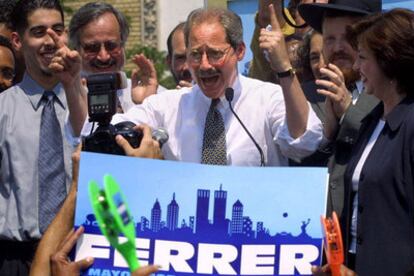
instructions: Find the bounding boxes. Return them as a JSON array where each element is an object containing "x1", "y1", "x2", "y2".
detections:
[{"x1": 0, "y1": 0, "x2": 414, "y2": 275}]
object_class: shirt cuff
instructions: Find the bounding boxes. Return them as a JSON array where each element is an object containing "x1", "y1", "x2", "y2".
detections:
[
  {"x1": 275, "y1": 103, "x2": 323, "y2": 160},
  {"x1": 64, "y1": 115, "x2": 81, "y2": 147}
]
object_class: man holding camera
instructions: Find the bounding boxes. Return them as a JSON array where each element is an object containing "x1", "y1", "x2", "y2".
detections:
[
  {"x1": 61, "y1": 7, "x2": 322, "y2": 166},
  {"x1": 68, "y1": 2, "x2": 164, "y2": 113}
]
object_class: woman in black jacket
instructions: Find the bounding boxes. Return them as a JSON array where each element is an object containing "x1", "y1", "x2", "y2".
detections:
[{"x1": 314, "y1": 8, "x2": 414, "y2": 276}]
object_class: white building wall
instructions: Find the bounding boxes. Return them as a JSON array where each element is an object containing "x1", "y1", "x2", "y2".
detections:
[{"x1": 158, "y1": 0, "x2": 205, "y2": 51}]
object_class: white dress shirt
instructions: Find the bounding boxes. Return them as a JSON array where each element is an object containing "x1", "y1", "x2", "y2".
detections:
[
  {"x1": 117, "y1": 79, "x2": 167, "y2": 112},
  {"x1": 78, "y1": 75, "x2": 322, "y2": 166}
]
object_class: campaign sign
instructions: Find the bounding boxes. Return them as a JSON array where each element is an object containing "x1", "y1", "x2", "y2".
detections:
[{"x1": 74, "y1": 152, "x2": 328, "y2": 276}]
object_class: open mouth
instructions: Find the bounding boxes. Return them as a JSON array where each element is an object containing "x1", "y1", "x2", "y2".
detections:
[
  {"x1": 91, "y1": 59, "x2": 117, "y2": 70},
  {"x1": 40, "y1": 52, "x2": 56, "y2": 63},
  {"x1": 181, "y1": 70, "x2": 192, "y2": 82},
  {"x1": 200, "y1": 75, "x2": 220, "y2": 87}
]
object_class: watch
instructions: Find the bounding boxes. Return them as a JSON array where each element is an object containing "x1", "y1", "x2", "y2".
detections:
[{"x1": 276, "y1": 68, "x2": 296, "y2": 78}]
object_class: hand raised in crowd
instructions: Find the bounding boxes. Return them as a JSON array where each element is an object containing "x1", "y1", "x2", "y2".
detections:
[
  {"x1": 50, "y1": 225, "x2": 160, "y2": 276},
  {"x1": 315, "y1": 64, "x2": 352, "y2": 139},
  {"x1": 316, "y1": 63, "x2": 352, "y2": 119},
  {"x1": 50, "y1": 226, "x2": 94, "y2": 276},
  {"x1": 48, "y1": 28, "x2": 87, "y2": 135},
  {"x1": 258, "y1": 4, "x2": 292, "y2": 73},
  {"x1": 48, "y1": 28, "x2": 82, "y2": 86},
  {"x1": 116, "y1": 124, "x2": 163, "y2": 159},
  {"x1": 311, "y1": 264, "x2": 356, "y2": 276},
  {"x1": 131, "y1": 54, "x2": 158, "y2": 104},
  {"x1": 258, "y1": 0, "x2": 284, "y2": 28}
]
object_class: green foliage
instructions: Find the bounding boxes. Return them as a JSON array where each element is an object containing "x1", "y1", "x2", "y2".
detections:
[
  {"x1": 125, "y1": 44, "x2": 176, "y2": 89},
  {"x1": 61, "y1": 0, "x2": 74, "y2": 15}
]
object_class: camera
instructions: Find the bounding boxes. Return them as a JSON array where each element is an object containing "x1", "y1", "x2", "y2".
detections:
[{"x1": 82, "y1": 72, "x2": 143, "y2": 155}]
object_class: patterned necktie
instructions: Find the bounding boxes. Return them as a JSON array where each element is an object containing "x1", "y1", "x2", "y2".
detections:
[
  {"x1": 201, "y1": 98, "x2": 227, "y2": 165},
  {"x1": 38, "y1": 91, "x2": 66, "y2": 233}
]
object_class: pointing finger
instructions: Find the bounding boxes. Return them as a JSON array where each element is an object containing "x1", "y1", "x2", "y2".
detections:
[
  {"x1": 269, "y1": 4, "x2": 281, "y2": 32},
  {"x1": 47, "y1": 28, "x2": 66, "y2": 49}
]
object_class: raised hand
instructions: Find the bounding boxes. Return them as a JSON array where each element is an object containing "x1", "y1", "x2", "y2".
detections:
[
  {"x1": 316, "y1": 63, "x2": 352, "y2": 119},
  {"x1": 48, "y1": 28, "x2": 82, "y2": 86},
  {"x1": 131, "y1": 54, "x2": 158, "y2": 104},
  {"x1": 258, "y1": 4, "x2": 291, "y2": 73},
  {"x1": 50, "y1": 226, "x2": 94, "y2": 276},
  {"x1": 48, "y1": 28, "x2": 87, "y2": 136},
  {"x1": 258, "y1": 0, "x2": 284, "y2": 28}
]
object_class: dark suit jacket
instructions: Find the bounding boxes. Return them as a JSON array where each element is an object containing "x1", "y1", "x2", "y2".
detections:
[
  {"x1": 343, "y1": 97, "x2": 414, "y2": 275},
  {"x1": 327, "y1": 92, "x2": 379, "y2": 217},
  {"x1": 289, "y1": 81, "x2": 330, "y2": 167}
]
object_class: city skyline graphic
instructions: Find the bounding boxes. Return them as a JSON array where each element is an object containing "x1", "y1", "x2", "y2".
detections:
[{"x1": 83, "y1": 184, "x2": 314, "y2": 240}]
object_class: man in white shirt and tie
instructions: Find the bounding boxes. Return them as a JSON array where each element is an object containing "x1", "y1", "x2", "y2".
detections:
[{"x1": 59, "y1": 7, "x2": 323, "y2": 167}]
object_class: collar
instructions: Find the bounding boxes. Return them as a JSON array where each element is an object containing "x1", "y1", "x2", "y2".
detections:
[
  {"x1": 19, "y1": 73, "x2": 65, "y2": 111},
  {"x1": 363, "y1": 96, "x2": 414, "y2": 132},
  {"x1": 385, "y1": 96, "x2": 414, "y2": 132}
]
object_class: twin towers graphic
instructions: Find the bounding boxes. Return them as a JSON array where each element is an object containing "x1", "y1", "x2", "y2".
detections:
[
  {"x1": 136, "y1": 184, "x2": 311, "y2": 239},
  {"x1": 146, "y1": 184, "x2": 258, "y2": 237}
]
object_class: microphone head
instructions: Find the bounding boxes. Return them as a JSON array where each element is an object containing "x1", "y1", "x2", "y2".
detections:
[
  {"x1": 152, "y1": 128, "x2": 169, "y2": 147},
  {"x1": 225, "y1": 87, "x2": 234, "y2": 102}
]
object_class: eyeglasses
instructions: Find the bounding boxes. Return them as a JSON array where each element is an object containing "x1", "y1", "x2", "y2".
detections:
[
  {"x1": 0, "y1": 67, "x2": 15, "y2": 81},
  {"x1": 81, "y1": 40, "x2": 122, "y2": 56},
  {"x1": 188, "y1": 46, "x2": 232, "y2": 65}
]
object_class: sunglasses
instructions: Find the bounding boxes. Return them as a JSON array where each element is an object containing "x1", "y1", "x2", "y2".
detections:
[{"x1": 81, "y1": 40, "x2": 122, "y2": 56}]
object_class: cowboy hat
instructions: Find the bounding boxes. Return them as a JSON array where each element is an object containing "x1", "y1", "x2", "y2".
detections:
[{"x1": 298, "y1": 0, "x2": 382, "y2": 33}]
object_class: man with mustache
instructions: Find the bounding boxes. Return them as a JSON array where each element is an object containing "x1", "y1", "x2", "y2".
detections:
[
  {"x1": 299, "y1": 0, "x2": 381, "y2": 221},
  {"x1": 62, "y1": 7, "x2": 322, "y2": 166},
  {"x1": 68, "y1": 2, "x2": 165, "y2": 113},
  {"x1": 166, "y1": 22, "x2": 193, "y2": 89},
  {"x1": 261, "y1": 0, "x2": 381, "y2": 218}
]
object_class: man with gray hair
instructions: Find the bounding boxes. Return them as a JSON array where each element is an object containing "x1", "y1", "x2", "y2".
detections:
[
  {"x1": 69, "y1": 2, "x2": 164, "y2": 112},
  {"x1": 62, "y1": 7, "x2": 322, "y2": 166}
]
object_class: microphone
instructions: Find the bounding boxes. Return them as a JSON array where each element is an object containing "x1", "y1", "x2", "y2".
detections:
[
  {"x1": 225, "y1": 87, "x2": 265, "y2": 167},
  {"x1": 152, "y1": 127, "x2": 169, "y2": 148}
]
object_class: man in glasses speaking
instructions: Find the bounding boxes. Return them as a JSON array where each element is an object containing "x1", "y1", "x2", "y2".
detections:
[
  {"x1": 68, "y1": 2, "x2": 164, "y2": 113},
  {"x1": 64, "y1": 7, "x2": 322, "y2": 166}
]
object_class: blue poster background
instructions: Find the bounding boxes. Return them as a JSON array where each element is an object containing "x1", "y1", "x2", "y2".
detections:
[{"x1": 74, "y1": 152, "x2": 328, "y2": 276}]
